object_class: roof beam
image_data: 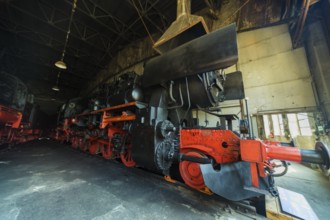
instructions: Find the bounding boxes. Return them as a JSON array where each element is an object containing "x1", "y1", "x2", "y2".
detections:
[
  {"x1": 2, "y1": 51, "x2": 89, "y2": 83},
  {"x1": 106, "y1": 0, "x2": 162, "y2": 54},
  {"x1": 5, "y1": 1, "x2": 113, "y2": 59},
  {"x1": 0, "y1": 21, "x2": 101, "y2": 77}
]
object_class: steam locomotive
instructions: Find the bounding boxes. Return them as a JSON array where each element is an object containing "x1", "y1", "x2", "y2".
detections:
[
  {"x1": 0, "y1": 72, "x2": 41, "y2": 145},
  {"x1": 55, "y1": 24, "x2": 330, "y2": 215}
]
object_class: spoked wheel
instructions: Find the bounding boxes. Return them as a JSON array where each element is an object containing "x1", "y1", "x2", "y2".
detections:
[
  {"x1": 120, "y1": 144, "x2": 136, "y2": 167},
  {"x1": 179, "y1": 151, "x2": 207, "y2": 190},
  {"x1": 89, "y1": 142, "x2": 100, "y2": 155},
  {"x1": 101, "y1": 140, "x2": 113, "y2": 160}
]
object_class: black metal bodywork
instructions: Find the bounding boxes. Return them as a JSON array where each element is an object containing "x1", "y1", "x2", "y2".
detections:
[
  {"x1": 57, "y1": 23, "x2": 255, "y2": 205},
  {"x1": 0, "y1": 71, "x2": 40, "y2": 128},
  {"x1": 0, "y1": 71, "x2": 28, "y2": 112},
  {"x1": 59, "y1": 24, "x2": 244, "y2": 174},
  {"x1": 142, "y1": 24, "x2": 238, "y2": 87},
  {"x1": 129, "y1": 24, "x2": 242, "y2": 173}
]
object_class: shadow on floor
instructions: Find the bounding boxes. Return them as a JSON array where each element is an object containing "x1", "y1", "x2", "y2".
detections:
[{"x1": 0, "y1": 140, "x2": 259, "y2": 220}]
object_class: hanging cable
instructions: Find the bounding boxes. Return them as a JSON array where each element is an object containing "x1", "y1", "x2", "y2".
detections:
[
  {"x1": 132, "y1": 0, "x2": 155, "y2": 44},
  {"x1": 62, "y1": 0, "x2": 77, "y2": 60},
  {"x1": 223, "y1": 0, "x2": 251, "y2": 25},
  {"x1": 55, "y1": 0, "x2": 78, "y2": 70}
]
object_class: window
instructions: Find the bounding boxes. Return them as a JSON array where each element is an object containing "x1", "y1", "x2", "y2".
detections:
[
  {"x1": 297, "y1": 113, "x2": 312, "y2": 136},
  {"x1": 271, "y1": 114, "x2": 284, "y2": 136},
  {"x1": 263, "y1": 115, "x2": 270, "y2": 137},
  {"x1": 263, "y1": 113, "x2": 312, "y2": 138},
  {"x1": 287, "y1": 114, "x2": 299, "y2": 137}
]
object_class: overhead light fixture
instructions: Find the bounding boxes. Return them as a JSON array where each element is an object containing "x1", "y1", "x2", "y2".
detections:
[
  {"x1": 55, "y1": 60, "x2": 67, "y2": 70},
  {"x1": 52, "y1": 71, "x2": 61, "y2": 92},
  {"x1": 54, "y1": 0, "x2": 77, "y2": 69},
  {"x1": 52, "y1": 85, "x2": 60, "y2": 91}
]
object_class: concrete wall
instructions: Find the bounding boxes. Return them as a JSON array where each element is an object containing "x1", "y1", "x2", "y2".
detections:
[
  {"x1": 194, "y1": 24, "x2": 317, "y2": 135},
  {"x1": 226, "y1": 24, "x2": 316, "y2": 115}
]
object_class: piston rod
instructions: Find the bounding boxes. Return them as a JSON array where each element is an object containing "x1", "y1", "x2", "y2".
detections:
[
  {"x1": 241, "y1": 140, "x2": 330, "y2": 171},
  {"x1": 174, "y1": 153, "x2": 212, "y2": 164},
  {"x1": 267, "y1": 147, "x2": 323, "y2": 164}
]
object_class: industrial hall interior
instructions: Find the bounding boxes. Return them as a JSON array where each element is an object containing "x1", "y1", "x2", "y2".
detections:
[{"x1": 0, "y1": 0, "x2": 329, "y2": 219}]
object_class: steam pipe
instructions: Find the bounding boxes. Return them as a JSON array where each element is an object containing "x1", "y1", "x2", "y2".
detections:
[
  {"x1": 182, "y1": 77, "x2": 191, "y2": 122},
  {"x1": 168, "y1": 83, "x2": 184, "y2": 109},
  {"x1": 169, "y1": 81, "x2": 177, "y2": 103}
]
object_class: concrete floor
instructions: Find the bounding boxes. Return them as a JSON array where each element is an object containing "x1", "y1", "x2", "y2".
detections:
[
  {"x1": 275, "y1": 162, "x2": 330, "y2": 220},
  {"x1": 0, "y1": 140, "x2": 329, "y2": 220},
  {"x1": 0, "y1": 140, "x2": 260, "y2": 220}
]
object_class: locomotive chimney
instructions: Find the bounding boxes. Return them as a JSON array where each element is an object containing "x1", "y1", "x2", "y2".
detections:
[{"x1": 153, "y1": 0, "x2": 209, "y2": 54}]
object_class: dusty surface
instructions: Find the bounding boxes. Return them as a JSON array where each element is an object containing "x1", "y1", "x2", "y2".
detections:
[
  {"x1": 2, "y1": 140, "x2": 328, "y2": 220},
  {"x1": 275, "y1": 162, "x2": 330, "y2": 220},
  {"x1": 0, "y1": 140, "x2": 257, "y2": 220}
]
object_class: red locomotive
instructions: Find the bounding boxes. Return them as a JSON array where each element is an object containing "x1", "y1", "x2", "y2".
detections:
[
  {"x1": 0, "y1": 72, "x2": 41, "y2": 146},
  {"x1": 54, "y1": 24, "x2": 330, "y2": 216}
]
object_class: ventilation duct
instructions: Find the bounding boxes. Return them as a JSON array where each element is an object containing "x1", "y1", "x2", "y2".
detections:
[{"x1": 153, "y1": 0, "x2": 209, "y2": 54}]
